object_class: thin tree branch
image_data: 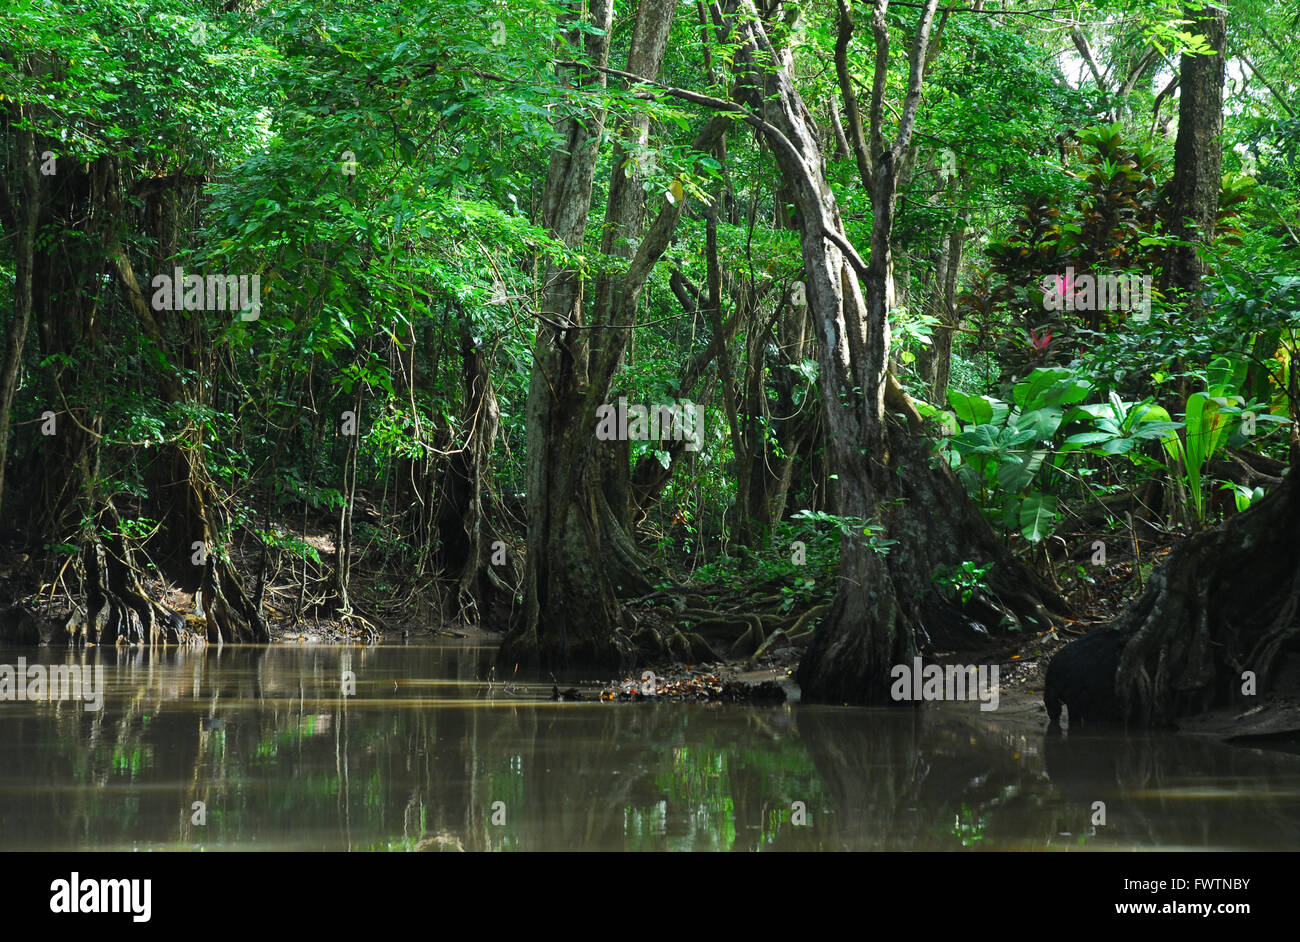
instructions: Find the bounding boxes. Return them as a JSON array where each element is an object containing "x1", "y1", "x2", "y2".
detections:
[
  {"x1": 835, "y1": 0, "x2": 874, "y2": 186},
  {"x1": 555, "y1": 59, "x2": 871, "y2": 277},
  {"x1": 1071, "y1": 26, "x2": 1106, "y2": 90},
  {"x1": 1236, "y1": 48, "x2": 1297, "y2": 118}
]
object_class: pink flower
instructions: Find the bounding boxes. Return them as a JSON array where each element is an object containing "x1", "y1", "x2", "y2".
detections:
[
  {"x1": 1043, "y1": 268, "x2": 1080, "y2": 308},
  {"x1": 1054, "y1": 271, "x2": 1076, "y2": 298}
]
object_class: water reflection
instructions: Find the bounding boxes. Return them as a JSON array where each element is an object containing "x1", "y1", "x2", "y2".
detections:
[{"x1": 0, "y1": 644, "x2": 1297, "y2": 851}]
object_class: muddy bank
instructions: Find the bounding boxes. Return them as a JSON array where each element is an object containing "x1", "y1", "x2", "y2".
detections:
[{"x1": 615, "y1": 624, "x2": 1300, "y2": 746}]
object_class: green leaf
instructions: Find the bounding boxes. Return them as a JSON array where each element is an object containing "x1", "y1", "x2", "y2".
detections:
[
  {"x1": 1012, "y1": 407, "x2": 1062, "y2": 441},
  {"x1": 1184, "y1": 392, "x2": 1227, "y2": 476},
  {"x1": 1019, "y1": 493, "x2": 1058, "y2": 543},
  {"x1": 951, "y1": 424, "x2": 1001, "y2": 455},
  {"x1": 1063, "y1": 403, "x2": 1114, "y2": 424},
  {"x1": 1060, "y1": 431, "x2": 1114, "y2": 453},
  {"x1": 995, "y1": 454, "x2": 1030, "y2": 493},
  {"x1": 1130, "y1": 420, "x2": 1184, "y2": 440},
  {"x1": 948, "y1": 389, "x2": 993, "y2": 426},
  {"x1": 1012, "y1": 367, "x2": 1092, "y2": 410}
]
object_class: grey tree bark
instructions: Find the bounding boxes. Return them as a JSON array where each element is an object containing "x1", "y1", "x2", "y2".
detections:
[
  {"x1": 503, "y1": 0, "x2": 727, "y2": 669},
  {"x1": 715, "y1": 0, "x2": 1067, "y2": 703},
  {"x1": 1159, "y1": 3, "x2": 1227, "y2": 303}
]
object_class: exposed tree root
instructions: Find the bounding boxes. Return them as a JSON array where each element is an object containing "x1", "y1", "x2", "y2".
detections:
[
  {"x1": 629, "y1": 622, "x2": 716, "y2": 663},
  {"x1": 339, "y1": 608, "x2": 385, "y2": 641},
  {"x1": 196, "y1": 553, "x2": 269, "y2": 644},
  {"x1": 72, "y1": 537, "x2": 201, "y2": 646},
  {"x1": 1115, "y1": 470, "x2": 1300, "y2": 726},
  {"x1": 752, "y1": 602, "x2": 829, "y2": 660},
  {"x1": 622, "y1": 591, "x2": 831, "y2": 664},
  {"x1": 797, "y1": 389, "x2": 1075, "y2": 705}
]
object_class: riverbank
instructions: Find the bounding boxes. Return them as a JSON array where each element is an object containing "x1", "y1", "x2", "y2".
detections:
[{"x1": 3, "y1": 540, "x2": 1297, "y2": 743}]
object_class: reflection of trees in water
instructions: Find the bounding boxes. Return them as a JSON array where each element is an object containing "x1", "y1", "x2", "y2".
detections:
[
  {"x1": 1, "y1": 645, "x2": 470, "y2": 849},
  {"x1": 440, "y1": 702, "x2": 825, "y2": 851},
  {"x1": 798, "y1": 708, "x2": 1300, "y2": 850},
  {"x1": 2, "y1": 647, "x2": 830, "y2": 850},
  {"x1": 795, "y1": 707, "x2": 931, "y2": 849},
  {"x1": 4, "y1": 651, "x2": 1299, "y2": 850},
  {"x1": 1042, "y1": 732, "x2": 1300, "y2": 849}
]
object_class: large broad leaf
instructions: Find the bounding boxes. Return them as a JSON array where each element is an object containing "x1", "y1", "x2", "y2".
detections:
[
  {"x1": 951, "y1": 424, "x2": 1001, "y2": 455},
  {"x1": 996, "y1": 448, "x2": 1048, "y2": 493},
  {"x1": 1160, "y1": 432, "x2": 1186, "y2": 470},
  {"x1": 915, "y1": 400, "x2": 960, "y2": 436},
  {"x1": 1062, "y1": 403, "x2": 1114, "y2": 425},
  {"x1": 1013, "y1": 367, "x2": 1093, "y2": 410},
  {"x1": 1207, "y1": 355, "x2": 1248, "y2": 395},
  {"x1": 1002, "y1": 496, "x2": 1023, "y2": 532},
  {"x1": 1108, "y1": 390, "x2": 1128, "y2": 423},
  {"x1": 1013, "y1": 368, "x2": 1069, "y2": 410},
  {"x1": 1131, "y1": 420, "x2": 1184, "y2": 440},
  {"x1": 1059, "y1": 430, "x2": 1114, "y2": 453},
  {"x1": 1013, "y1": 407, "x2": 1063, "y2": 441},
  {"x1": 1184, "y1": 392, "x2": 1229, "y2": 476},
  {"x1": 1126, "y1": 401, "x2": 1183, "y2": 440},
  {"x1": 1128, "y1": 400, "x2": 1173, "y2": 425},
  {"x1": 996, "y1": 455, "x2": 1030, "y2": 493},
  {"x1": 1000, "y1": 426, "x2": 1039, "y2": 449},
  {"x1": 1181, "y1": 392, "x2": 1234, "y2": 524},
  {"x1": 948, "y1": 390, "x2": 993, "y2": 426},
  {"x1": 1020, "y1": 493, "x2": 1058, "y2": 542},
  {"x1": 1094, "y1": 416, "x2": 1123, "y2": 435}
]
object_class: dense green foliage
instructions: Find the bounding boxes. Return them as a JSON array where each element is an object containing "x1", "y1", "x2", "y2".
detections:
[{"x1": 1, "y1": 0, "x2": 1297, "y2": 646}]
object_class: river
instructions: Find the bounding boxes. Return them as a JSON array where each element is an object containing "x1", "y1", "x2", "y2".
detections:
[{"x1": 1, "y1": 642, "x2": 1298, "y2": 851}]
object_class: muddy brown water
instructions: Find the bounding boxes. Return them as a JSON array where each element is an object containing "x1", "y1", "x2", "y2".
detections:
[{"x1": 1, "y1": 642, "x2": 1298, "y2": 851}]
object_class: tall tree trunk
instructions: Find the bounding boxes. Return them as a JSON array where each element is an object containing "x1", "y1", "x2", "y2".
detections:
[
  {"x1": 593, "y1": 0, "x2": 678, "y2": 539},
  {"x1": 1159, "y1": 3, "x2": 1226, "y2": 304},
  {"x1": 503, "y1": 0, "x2": 719, "y2": 669},
  {"x1": 504, "y1": 0, "x2": 722, "y2": 670},
  {"x1": 510, "y1": 0, "x2": 623, "y2": 668},
  {"x1": 0, "y1": 122, "x2": 40, "y2": 522},
  {"x1": 99, "y1": 188, "x2": 267, "y2": 644},
  {"x1": 932, "y1": 214, "x2": 964, "y2": 403},
  {"x1": 715, "y1": 0, "x2": 1066, "y2": 704},
  {"x1": 913, "y1": 233, "x2": 947, "y2": 392},
  {"x1": 24, "y1": 152, "x2": 99, "y2": 548},
  {"x1": 1156, "y1": 2, "x2": 1226, "y2": 525},
  {"x1": 923, "y1": 184, "x2": 965, "y2": 404},
  {"x1": 334, "y1": 383, "x2": 362, "y2": 615}
]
